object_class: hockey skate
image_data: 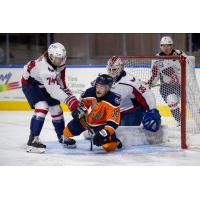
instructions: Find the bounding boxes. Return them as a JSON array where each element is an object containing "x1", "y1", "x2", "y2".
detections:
[
  {"x1": 116, "y1": 138, "x2": 123, "y2": 149},
  {"x1": 26, "y1": 135, "x2": 46, "y2": 153},
  {"x1": 58, "y1": 135, "x2": 77, "y2": 149}
]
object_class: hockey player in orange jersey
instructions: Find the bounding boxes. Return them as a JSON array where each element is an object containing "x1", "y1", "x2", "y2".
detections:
[{"x1": 63, "y1": 74, "x2": 122, "y2": 152}]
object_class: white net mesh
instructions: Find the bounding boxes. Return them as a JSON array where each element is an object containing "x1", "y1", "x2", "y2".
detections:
[
  {"x1": 185, "y1": 56, "x2": 200, "y2": 147},
  {"x1": 120, "y1": 56, "x2": 200, "y2": 148}
]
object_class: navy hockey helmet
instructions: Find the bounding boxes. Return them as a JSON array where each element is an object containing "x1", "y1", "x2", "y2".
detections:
[{"x1": 95, "y1": 74, "x2": 113, "y2": 89}]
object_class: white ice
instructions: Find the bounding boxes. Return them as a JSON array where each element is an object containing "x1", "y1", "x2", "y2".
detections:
[{"x1": 1, "y1": 111, "x2": 200, "y2": 166}]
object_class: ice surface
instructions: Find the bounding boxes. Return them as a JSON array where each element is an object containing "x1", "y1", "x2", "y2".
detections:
[{"x1": 0, "y1": 111, "x2": 200, "y2": 166}]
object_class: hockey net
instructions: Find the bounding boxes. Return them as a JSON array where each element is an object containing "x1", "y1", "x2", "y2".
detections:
[{"x1": 119, "y1": 55, "x2": 200, "y2": 149}]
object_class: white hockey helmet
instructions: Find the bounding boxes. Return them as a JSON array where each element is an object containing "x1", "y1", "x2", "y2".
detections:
[
  {"x1": 107, "y1": 56, "x2": 124, "y2": 79},
  {"x1": 160, "y1": 36, "x2": 173, "y2": 46},
  {"x1": 48, "y1": 42, "x2": 67, "y2": 67}
]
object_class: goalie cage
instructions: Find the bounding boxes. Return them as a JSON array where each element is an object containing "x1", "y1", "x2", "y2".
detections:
[{"x1": 119, "y1": 55, "x2": 200, "y2": 149}]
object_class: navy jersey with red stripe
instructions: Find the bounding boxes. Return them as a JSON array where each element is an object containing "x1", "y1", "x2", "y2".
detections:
[
  {"x1": 111, "y1": 71, "x2": 156, "y2": 113},
  {"x1": 81, "y1": 87, "x2": 121, "y2": 135}
]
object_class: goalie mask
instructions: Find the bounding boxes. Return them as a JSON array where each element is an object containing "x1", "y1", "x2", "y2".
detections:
[
  {"x1": 48, "y1": 42, "x2": 67, "y2": 67},
  {"x1": 107, "y1": 56, "x2": 124, "y2": 80}
]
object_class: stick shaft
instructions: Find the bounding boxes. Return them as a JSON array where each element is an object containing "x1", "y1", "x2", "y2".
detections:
[{"x1": 80, "y1": 118, "x2": 95, "y2": 151}]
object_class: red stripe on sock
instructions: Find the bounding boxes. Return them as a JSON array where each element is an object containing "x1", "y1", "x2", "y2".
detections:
[
  {"x1": 51, "y1": 112, "x2": 63, "y2": 118},
  {"x1": 35, "y1": 109, "x2": 48, "y2": 114}
]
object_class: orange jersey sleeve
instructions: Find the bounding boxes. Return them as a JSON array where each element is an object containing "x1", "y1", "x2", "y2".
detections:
[{"x1": 104, "y1": 101, "x2": 120, "y2": 135}]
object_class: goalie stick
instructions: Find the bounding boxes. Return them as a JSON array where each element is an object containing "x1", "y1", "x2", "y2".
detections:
[
  {"x1": 80, "y1": 118, "x2": 95, "y2": 151},
  {"x1": 0, "y1": 81, "x2": 21, "y2": 92}
]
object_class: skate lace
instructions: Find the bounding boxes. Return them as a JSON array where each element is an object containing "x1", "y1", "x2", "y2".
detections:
[{"x1": 33, "y1": 136, "x2": 43, "y2": 144}]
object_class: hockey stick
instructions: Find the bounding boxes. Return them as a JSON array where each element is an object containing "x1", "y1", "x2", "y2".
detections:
[
  {"x1": 0, "y1": 81, "x2": 21, "y2": 92},
  {"x1": 149, "y1": 83, "x2": 162, "y2": 88},
  {"x1": 80, "y1": 118, "x2": 95, "y2": 151}
]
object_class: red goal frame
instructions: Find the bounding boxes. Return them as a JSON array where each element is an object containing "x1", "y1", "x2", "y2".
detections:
[{"x1": 119, "y1": 55, "x2": 187, "y2": 149}]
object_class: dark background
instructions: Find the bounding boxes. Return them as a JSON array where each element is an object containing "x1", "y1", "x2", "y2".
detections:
[{"x1": 0, "y1": 33, "x2": 199, "y2": 65}]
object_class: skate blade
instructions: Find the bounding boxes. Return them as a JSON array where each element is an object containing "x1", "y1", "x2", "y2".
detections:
[
  {"x1": 84, "y1": 137, "x2": 92, "y2": 140},
  {"x1": 64, "y1": 144, "x2": 77, "y2": 149},
  {"x1": 26, "y1": 146, "x2": 46, "y2": 153}
]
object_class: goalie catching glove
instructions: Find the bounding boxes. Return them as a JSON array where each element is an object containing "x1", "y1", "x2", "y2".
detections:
[
  {"x1": 142, "y1": 109, "x2": 161, "y2": 132},
  {"x1": 71, "y1": 103, "x2": 88, "y2": 120},
  {"x1": 93, "y1": 129, "x2": 110, "y2": 146}
]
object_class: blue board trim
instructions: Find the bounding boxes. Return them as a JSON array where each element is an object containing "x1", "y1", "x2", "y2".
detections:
[
  {"x1": 0, "y1": 65, "x2": 200, "y2": 69},
  {"x1": 0, "y1": 65, "x2": 106, "y2": 69}
]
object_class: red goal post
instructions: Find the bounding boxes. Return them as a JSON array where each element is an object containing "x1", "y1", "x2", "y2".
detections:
[{"x1": 118, "y1": 55, "x2": 199, "y2": 149}]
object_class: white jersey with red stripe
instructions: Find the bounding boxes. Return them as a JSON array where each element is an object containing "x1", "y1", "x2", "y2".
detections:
[
  {"x1": 111, "y1": 72, "x2": 156, "y2": 113},
  {"x1": 22, "y1": 55, "x2": 73, "y2": 103},
  {"x1": 149, "y1": 49, "x2": 186, "y2": 85}
]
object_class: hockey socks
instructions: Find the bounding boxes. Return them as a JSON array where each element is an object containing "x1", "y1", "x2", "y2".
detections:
[{"x1": 30, "y1": 115, "x2": 45, "y2": 136}]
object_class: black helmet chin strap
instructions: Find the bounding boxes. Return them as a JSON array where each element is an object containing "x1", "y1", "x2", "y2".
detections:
[
  {"x1": 114, "y1": 70, "x2": 126, "y2": 83},
  {"x1": 46, "y1": 54, "x2": 57, "y2": 70}
]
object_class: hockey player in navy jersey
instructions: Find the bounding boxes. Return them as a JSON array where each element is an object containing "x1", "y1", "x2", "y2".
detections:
[
  {"x1": 106, "y1": 56, "x2": 161, "y2": 132},
  {"x1": 22, "y1": 42, "x2": 79, "y2": 153},
  {"x1": 148, "y1": 36, "x2": 186, "y2": 126}
]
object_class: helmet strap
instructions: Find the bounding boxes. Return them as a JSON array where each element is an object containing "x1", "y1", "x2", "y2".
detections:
[
  {"x1": 46, "y1": 54, "x2": 58, "y2": 69},
  {"x1": 114, "y1": 70, "x2": 126, "y2": 83}
]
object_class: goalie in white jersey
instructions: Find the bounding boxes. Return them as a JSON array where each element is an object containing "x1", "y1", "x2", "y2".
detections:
[
  {"x1": 21, "y1": 42, "x2": 79, "y2": 153},
  {"x1": 148, "y1": 36, "x2": 186, "y2": 126},
  {"x1": 106, "y1": 56, "x2": 161, "y2": 132}
]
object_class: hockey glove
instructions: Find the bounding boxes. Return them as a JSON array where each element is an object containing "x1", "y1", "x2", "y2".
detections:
[
  {"x1": 66, "y1": 96, "x2": 80, "y2": 112},
  {"x1": 142, "y1": 108, "x2": 161, "y2": 132},
  {"x1": 72, "y1": 103, "x2": 88, "y2": 121},
  {"x1": 93, "y1": 129, "x2": 110, "y2": 146}
]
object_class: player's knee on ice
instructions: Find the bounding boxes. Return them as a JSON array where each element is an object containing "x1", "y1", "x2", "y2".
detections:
[{"x1": 64, "y1": 119, "x2": 86, "y2": 137}]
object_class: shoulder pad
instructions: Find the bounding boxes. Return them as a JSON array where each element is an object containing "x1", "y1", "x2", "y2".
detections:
[
  {"x1": 175, "y1": 49, "x2": 182, "y2": 55},
  {"x1": 104, "y1": 91, "x2": 121, "y2": 107}
]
